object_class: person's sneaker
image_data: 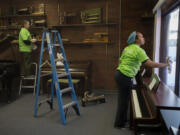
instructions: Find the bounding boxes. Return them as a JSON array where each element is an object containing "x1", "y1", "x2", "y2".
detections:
[{"x1": 122, "y1": 122, "x2": 130, "y2": 128}]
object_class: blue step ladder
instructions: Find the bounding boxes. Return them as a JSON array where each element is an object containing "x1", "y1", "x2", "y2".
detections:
[{"x1": 34, "y1": 29, "x2": 80, "y2": 125}]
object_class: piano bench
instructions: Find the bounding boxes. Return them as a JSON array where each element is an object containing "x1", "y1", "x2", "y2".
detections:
[{"x1": 47, "y1": 79, "x2": 82, "y2": 96}]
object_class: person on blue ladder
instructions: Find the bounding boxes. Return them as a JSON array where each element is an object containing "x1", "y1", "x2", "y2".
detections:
[
  {"x1": 114, "y1": 31, "x2": 169, "y2": 128},
  {"x1": 19, "y1": 20, "x2": 37, "y2": 76}
]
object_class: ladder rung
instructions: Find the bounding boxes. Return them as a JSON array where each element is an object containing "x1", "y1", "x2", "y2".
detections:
[
  {"x1": 21, "y1": 86, "x2": 34, "y2": 88},
  {"x1": 39, "y1": 98, "x2": 51, "y2": 105},
  {"x1": 41, "y1": 73, "x2": 52, "y2": 77},
  {"x1": 23, "y1": 78, "x2": 35, "y2": 80},
  {"x1": 23, "y1": 75, "x2": 36, "y2": 80},
  {"x1": 61, "y1": 87, "x2": 72, "y2": 94},
  {"x1": 63, "y1": 101, "x2": 76, "y2": 110},
  {"x1": 52, "y1": 44, "x2": 62, "y2": 47},
  {"x1": 58, "y1": 73, "x2": 69, "y2": 78}
]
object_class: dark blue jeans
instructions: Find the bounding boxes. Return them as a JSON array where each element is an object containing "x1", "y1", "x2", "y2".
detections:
[{"x1": 114, "y1": 70, "x2": 132, "y2": 127}]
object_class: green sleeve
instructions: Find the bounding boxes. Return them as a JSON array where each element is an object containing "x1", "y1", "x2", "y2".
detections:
[
  {"x1": 137, "y1": 48, "x2": 149, "y2": 63},
  {"x1": 20, "y1": 29, "x2": 31, "y2": 41}
]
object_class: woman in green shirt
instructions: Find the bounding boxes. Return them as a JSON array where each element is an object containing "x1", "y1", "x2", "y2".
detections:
[
  {"x1": 114, "y1": 31, "x2": 168, "y2": 128},
  {"x1": 19, "y1": 20, "x2": 36, "y2": 76}
]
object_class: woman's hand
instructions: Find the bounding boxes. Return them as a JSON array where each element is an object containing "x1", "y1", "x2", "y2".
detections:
[{"x1": 166, "y1": 57, "x2": 173, "y2": 73}]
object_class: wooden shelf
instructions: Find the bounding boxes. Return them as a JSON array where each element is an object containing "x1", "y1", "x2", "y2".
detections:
[
  {"x1": 11, "y1": 26, "x2": 44, "y2": 30},
  {"x1": 0, "y1": 26, "x2": 45, "y2": 30},
  {"x1": 53, "y1": 23, "x2": 117, "y2": 28},
  {"x1": 141, "y1": 12, "x2": 154, "y2": 20},
  {"x1": 0, "y1": 14, "x2": 46, "y2": 19}
]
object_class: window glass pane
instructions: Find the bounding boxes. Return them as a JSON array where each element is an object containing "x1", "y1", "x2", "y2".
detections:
[{"x1": 166, "y1": 8, "x2": 179, "y2": 91}]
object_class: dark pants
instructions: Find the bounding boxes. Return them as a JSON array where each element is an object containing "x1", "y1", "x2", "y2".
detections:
[
  {"x1": 114, "y1": 70, "x2": 132, "y2": 126},
  {"x1": 21, "y1": 52, "x2": 32, "y2": 76}
]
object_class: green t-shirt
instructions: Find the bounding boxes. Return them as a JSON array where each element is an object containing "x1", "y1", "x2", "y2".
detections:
[
  {"x1": 117, "y1": 44, "x2": 149, "y2": 78},
  {"x1": 19, "y1": 27, "x2": 32, "y2": 52}
]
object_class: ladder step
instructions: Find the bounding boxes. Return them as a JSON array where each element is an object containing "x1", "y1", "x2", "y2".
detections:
[
  {"x1": 41, "y1": 73, "x2": 52, "y2": 77},
  {"x1": 23, "y1": 75, "x2": 36, "y2": 80},
  {"x1": 63, "y1": 101, "x2": 77, "y2": 110},
  {"x1": 52, "y1": 44, "x2": 62, "y2": 47},
  {"x1": 38, "y1": 98, "x2": 51, "y2": 105},
  {"x1": 23, "y1": 78, "x2": 35, "y2": 80},
  {"x1": 58, "y1": 73, "x2": 69, "y2": 78},
  {"x1": 21, "y1": 86, "x2": 34, "y2": 88},
  {"x1": 61, "y1": 87, "x2": 72, "y2": 94}
]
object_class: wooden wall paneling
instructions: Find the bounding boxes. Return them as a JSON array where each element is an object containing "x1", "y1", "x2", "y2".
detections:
[{"x1": 105, "y1": 0, "x2": 120, "y2": 90}]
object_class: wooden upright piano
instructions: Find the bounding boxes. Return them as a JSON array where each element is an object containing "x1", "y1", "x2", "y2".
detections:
[
  {"x1": 130, "y1": 73, "x2": 160, "y2": 134},
  {"x1": 130, "y1": 71, "x2": 180, "y2": 134}
]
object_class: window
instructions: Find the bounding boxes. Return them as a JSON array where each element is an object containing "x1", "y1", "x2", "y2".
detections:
[
  {"x1": 166, "y1": 8, "x2": 179, "y2": 91},
  {"x1": 160, "y1": 5, "x2": 180, "y2": 96}
]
